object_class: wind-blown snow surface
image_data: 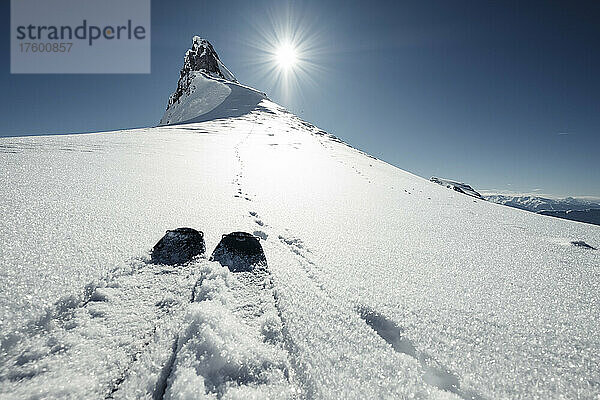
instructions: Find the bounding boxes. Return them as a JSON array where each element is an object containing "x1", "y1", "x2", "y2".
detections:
[
  {"x1": 160, "y1": 72, "x2": 232, "y2": 125},
  {"x1": 1, "y1": 101, "x2": 600, "y2": 399},
  {"x1": 159, "y1": 73, "x2": 266, "y2": 126}
]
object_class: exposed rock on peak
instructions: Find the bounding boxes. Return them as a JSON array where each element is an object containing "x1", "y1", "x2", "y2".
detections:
[
  {"x1": 160, "y1": 36, "x2": 267, "y2": 126},
  {"x1": 184, "y1": 37, "x2": 236, "y2": 82},
  {"x1": 165, "y1": 37, "x2": 237, "y2": 111}
]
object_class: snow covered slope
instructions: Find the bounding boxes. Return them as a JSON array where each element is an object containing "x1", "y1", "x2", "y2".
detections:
[
  {"x1": 1, "y1": 40, "x2": 600, "y2": 399},
  {"x1": 2, "y1": 103, "x2": 599, "y2": 399}
]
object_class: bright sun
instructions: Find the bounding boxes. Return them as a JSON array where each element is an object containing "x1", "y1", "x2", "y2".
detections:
[{"x1": 275, "y1": 43, "x2": 298, "y2": 70}]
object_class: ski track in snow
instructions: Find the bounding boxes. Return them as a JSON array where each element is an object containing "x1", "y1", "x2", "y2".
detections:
[
  {"x1": 1, "y1": 100, "x2": 600, "y2": 399},
  {"x1": 156, "y1": 263, "x2": 299, "y2": 399},
  {"x1": 0, "y1": 259, "x2": 202, "y2": 399},
  {"x1": 241, "y1": 205, "x2": 481, "y2": 399},
  {"x1": 0, "y1": 255, "x2": 302, "y2": 399},
  {"x1": 233, "y1": 146, "x2": 476, "y2": 399}
]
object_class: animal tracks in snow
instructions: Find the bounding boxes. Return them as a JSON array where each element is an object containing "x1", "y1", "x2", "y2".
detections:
[
  {"x1": 247, "y1": 210, "x2": 330, "y2": 296},
  {"x1": 249, "y1": 210, "x2": 267, "y2": 229},
  {"x1": 277, "y1": 235, "x2": 312, "y2": 261},
  {"x1": 232, "y1": 132, "x2": 253, "y2": 201},
  {"x1": 254, "y1": 230, "x2": 268, "y2": 240}
]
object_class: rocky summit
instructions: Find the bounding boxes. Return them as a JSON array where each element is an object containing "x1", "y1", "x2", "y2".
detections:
[{"x1": 165, "y1": 37, "x2": 237, "y2": 110}]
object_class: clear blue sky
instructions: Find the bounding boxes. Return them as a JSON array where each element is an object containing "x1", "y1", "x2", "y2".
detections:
[{"x1": 2, "y1": 0, "x2": 599, "y2": 197}]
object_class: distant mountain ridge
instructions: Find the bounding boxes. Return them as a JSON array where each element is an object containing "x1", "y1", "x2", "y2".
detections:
[
  {"x1": 484, "y1": 194, "x2": 600, "y2": 212},
  {"x1": 431, "y1": 177, "x2": 600, "y2": 227},
  {"x1": 484, "y1": 194, "x2": 600, "y2": 226}
]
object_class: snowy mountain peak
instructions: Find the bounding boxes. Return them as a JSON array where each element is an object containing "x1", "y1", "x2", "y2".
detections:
[
  {"x1": 160, "y1": 37, "x2": 265, "y2": 126},
  {"x1": 183, "y1": 37, "x2": 237, "y2": 83},
  {"x1": 162, "y1": 37, "x2": 237, "y2": 119}
]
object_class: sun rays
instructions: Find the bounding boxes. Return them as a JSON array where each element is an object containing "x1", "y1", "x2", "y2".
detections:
[
  {"x1": 241, "y1": 4, "x2": 329, "y2": 105},
  {"x1": 274, "y1": 42, "x2": 298, "y2": 70}
]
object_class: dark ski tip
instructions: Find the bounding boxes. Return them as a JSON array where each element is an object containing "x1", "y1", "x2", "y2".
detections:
[
  {"x1": 210, "y1": 231, "x2": 267, "y2": 272},
  {"x1": 151, "y1": 227, "x2": 206, "y2": 265}
]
